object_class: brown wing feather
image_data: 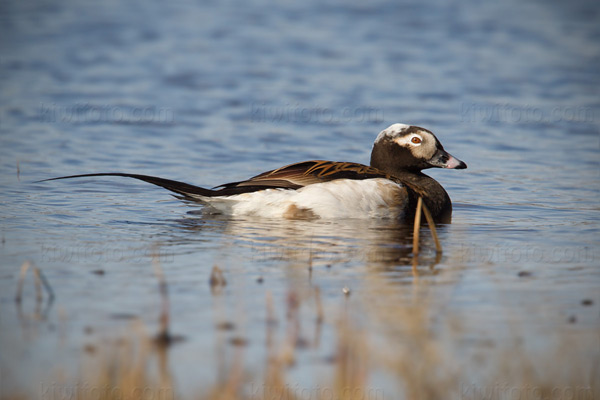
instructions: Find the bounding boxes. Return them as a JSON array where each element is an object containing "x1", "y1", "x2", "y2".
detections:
[
  {"x1": 40, "y1": 162, "x2": 393, "y2": 200},
  {"x1": 216, "y1": 160, "x2": 391, "y2": 192}
]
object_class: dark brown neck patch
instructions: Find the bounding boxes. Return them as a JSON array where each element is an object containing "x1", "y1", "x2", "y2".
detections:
[{"x1": 382, "y1": 170, "x2": 452, "y2": 222}]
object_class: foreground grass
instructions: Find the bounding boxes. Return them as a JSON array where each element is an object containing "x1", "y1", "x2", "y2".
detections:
[
  {"x1": 8, "y1": 295, "x2": 595, "y2": 400},
  {"x1": 4, "y1": 261, "x2": 598, "y2": 400}
]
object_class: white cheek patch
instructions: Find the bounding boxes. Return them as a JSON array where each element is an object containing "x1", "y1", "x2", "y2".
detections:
[
  {"x1": 393, "y1": 133, "x2": 423, "y2": 147},
  {"x1": 394, "y1": 132, "x2": 437, "y2": 159}
]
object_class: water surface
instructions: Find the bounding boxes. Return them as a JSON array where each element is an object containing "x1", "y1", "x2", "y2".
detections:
[{"x1": 1, "y1": 0, "x2": 599, "y2": 398}]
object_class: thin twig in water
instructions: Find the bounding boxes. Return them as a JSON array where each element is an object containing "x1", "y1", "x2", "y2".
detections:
[
  {"x1": 153, "y1": 254, "x2": 183, "y2": 346},
  {"x1": 412, "y1": 197, "x2": 423, "y2": 256},
  {"x1": 15, "y1": 261, "x2": 54, "y2": 303},
  {"x1": 15, "y1": 261, "x2": 32, "y2": 303},
  {"x1": 315, "y1": 286, "x2": 324, "y2": 324},
  {"x1": 412, "y1": 197, "x2": 443, "y2": 261},
  {"x1": 209, "y1": 265, "x2": 227, "y2": 292},
  {"x1": 153, "y1": 256, "x2": 170, "y2": 342},
  {"x1": 421, "y1": 201, "x2": 442, "y2": 254},
  {"x1": 33, "y1": 267, "x2": 55, "y2": 301},
  {"x1": 34, "y1": 269, "x2": 42, "y2": 302},
  {"x1": 412, "y1": 253, "x2": 420, "y2": 278},
  {"x1": 314, "y1": 286, "x2": 323, "y2": 348}
]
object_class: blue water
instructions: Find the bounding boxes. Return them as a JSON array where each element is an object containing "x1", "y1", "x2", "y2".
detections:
[{"x1": 1, "y1": 0, "x2": 599, "y2": 397}]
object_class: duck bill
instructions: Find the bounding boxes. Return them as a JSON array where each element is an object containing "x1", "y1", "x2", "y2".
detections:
[{"x1": 428, "y1": 149, "x2": 467, "y2": 169}]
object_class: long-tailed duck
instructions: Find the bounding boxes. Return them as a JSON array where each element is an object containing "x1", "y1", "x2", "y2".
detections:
[{"x1": 42, "y1": 123, "x2": 466, "y2": 221}]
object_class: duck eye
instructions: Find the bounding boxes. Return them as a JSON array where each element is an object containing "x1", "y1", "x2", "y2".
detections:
[{"x1": 411, "y1": 136, "x2": 422, "y2": 144}]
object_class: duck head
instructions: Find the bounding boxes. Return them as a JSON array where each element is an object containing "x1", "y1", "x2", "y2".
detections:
[{"x1": 370, "y1": 123, "x2": 467, "y2": 175}]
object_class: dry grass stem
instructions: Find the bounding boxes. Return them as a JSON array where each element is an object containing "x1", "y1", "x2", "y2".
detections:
[
  {"x1": 15, "y1": 261, "x2": 54, "y2": 303},
  {"x1": 421, "y1": 201, "x2": 442, "y2": 254},
  {"x1": 152, "y1": 255, "x2": 174, "y2": 345},
  {"x1": 209, "y1": 265, "x2": 227, "y2": 291},
  {"x1": 412, "y1": 196, "x2": 423, "y2": 256}
]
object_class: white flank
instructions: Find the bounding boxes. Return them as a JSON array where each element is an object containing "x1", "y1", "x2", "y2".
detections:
[{"x1": 190, "y1": 178, "x2": 407, "y2": 219}]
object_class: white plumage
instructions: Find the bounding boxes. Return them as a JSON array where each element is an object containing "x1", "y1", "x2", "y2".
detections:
[{"x1": 190, "y1": 178, "x2": 407, "y2": 219}]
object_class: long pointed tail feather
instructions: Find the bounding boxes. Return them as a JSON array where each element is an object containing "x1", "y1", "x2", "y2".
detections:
[{"x1": 37, "y1": 173, "x2": 217, "y2": 200}]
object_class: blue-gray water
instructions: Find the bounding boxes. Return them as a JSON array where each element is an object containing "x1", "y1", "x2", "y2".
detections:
[{"x1": 1, "y1": 0, "x2": 599, "y2": 398}]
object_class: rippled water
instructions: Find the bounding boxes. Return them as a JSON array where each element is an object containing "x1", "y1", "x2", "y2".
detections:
[{"x1": 1, "y1": 0, "x2": 599, "y2": 398}]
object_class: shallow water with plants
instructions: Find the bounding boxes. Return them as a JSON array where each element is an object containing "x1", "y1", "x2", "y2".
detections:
[{"x1": 1, "y1": 0, "x2": 599, "y2": 399}]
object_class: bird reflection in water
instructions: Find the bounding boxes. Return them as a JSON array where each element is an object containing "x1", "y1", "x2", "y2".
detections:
[{"x1": 166, "y1": 209, "x2": 445, "y2": 278}]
